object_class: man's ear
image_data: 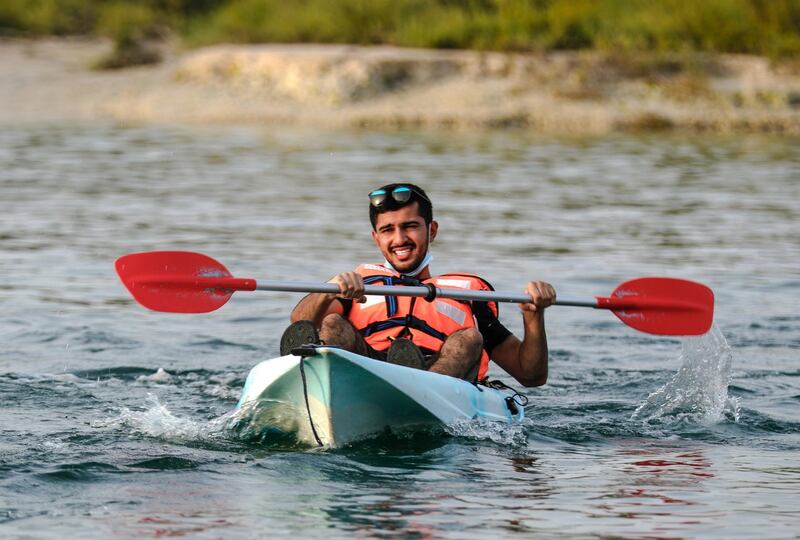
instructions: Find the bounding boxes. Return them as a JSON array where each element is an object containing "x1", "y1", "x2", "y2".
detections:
[
  {"x1": 371, "y1": 229, "x2": 379, "y2": 247},
  {"x1": 429, "y1": 220, "x2": 438, "y2": 243}
]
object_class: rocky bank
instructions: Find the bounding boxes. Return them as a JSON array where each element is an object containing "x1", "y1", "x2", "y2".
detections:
[{"x1": 2, "y1": 38, "x2": 799, "y2": 133}]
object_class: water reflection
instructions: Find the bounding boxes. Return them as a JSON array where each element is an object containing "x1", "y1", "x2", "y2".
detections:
[
  {"x1": 317, "y1": 444, "x2": 557, "y2": 536},
  {"x1": 591, "y1": 443, "x2": 718, "y2": 533}
]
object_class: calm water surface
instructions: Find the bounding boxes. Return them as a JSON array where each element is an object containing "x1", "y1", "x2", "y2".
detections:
[{"x1": 1, "y1": 124, "x2": 798, "y2": 538}]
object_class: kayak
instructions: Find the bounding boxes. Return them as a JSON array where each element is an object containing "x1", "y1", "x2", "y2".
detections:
[{"x1": 234, "y1": 346, "x2": 525, "y2": 447}]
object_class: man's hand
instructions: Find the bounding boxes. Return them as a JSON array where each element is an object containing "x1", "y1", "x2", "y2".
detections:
[
  {"x1": 519, "y1": 281, "x2": 556, "y2": 313},
  {"x1": 328, "y1": 272, "x2": 367, "y2": 303}
]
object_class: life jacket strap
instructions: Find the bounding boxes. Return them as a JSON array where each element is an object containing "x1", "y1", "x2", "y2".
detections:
[
  {"x1": 360, "y1": 315, "x2": 448, "y2": 342},
  {"x1": 362, "y1": 274, "x2": 427, "y2": 318}
]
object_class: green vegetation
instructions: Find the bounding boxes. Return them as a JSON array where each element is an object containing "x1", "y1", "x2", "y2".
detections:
[{"x1": 2, "y1": 0, "x2": 799, "y2": 59}]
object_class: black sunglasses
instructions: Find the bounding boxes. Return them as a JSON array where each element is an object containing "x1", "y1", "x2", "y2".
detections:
[{"x1": 368, "y1": 185, "x2": 430, "y2": 207}]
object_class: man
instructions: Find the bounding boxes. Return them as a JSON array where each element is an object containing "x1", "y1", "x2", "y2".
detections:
[{"x1": 282, "y1": 183, "x2": 555, "y2": 387}]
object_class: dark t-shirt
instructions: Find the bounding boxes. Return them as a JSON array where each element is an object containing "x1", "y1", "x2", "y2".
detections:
[
  {"x1": 471, "y1": 300, "x2": 513, "y2": 353},
  {"x1": 339, "y1": 298, "x2": 512, "y2": 354}
]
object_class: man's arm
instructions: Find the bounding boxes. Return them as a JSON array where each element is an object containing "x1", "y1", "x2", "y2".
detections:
[
  {"x1": 490, "y1": 281, "x2": 555, "y2": 387},
  {"x1": 289, "y1": 271, "x2": 365, "y2": 327}
]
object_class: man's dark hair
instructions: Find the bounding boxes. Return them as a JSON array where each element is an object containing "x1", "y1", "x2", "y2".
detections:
[{"x1": 368, "y1": 183, "x2": 433, "y2": 229}]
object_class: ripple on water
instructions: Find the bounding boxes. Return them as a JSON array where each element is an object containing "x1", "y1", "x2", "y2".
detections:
[
  {"x1": 127, "y1": 456, "x2": 200, "y2": 470},
  {"x1": 34, "y1": 462, "x2": 123, "y2": 483}
]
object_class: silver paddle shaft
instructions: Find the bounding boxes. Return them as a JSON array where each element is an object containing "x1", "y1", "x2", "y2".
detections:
[{"x1": 256, "y1": 280, "x2": 597, "y2": 307}]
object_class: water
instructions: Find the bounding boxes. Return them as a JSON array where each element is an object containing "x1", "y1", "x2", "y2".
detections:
[{"x1": 1, "y1": 124, "x2": 798, "y2": 538}]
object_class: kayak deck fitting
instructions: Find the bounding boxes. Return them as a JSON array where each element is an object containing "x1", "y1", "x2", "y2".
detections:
[{"x1": 234, "y1": 347, "x2": 525, "y2": 448}]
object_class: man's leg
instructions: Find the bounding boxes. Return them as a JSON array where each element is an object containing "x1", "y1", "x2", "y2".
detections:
[
  {"x1": 319, "y1": 313, "x2": 372, "y2": 357},
  {"x1": 428, "y1": 328, "x2": 483, "y2": 381}
]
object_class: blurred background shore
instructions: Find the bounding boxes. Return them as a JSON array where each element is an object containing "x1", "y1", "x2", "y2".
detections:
[{"x1": 2, "y1": 0, "x2": 799, "y2": 132}]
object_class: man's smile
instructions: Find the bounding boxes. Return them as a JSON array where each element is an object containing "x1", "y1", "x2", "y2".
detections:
[{"x1": 391, "y1": 244, "x2": 415, "y2": 260}]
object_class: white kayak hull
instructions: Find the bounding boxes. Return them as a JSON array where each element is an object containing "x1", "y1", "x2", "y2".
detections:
[{"x1": 235, "y1": 347, "x2": 524, "y2": 447}]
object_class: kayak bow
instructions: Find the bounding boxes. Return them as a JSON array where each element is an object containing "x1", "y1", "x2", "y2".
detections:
[{"x1": 233, "y1": 347, "x2": 524, "y2": 447}]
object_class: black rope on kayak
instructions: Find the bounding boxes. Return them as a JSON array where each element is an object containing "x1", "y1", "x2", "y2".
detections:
[
  {"x1": 298, "y1": 357, "x2": 324, "y2": 447},
  {"x1": 477, "y1": 378, "x2": 529, "y2": 415}
]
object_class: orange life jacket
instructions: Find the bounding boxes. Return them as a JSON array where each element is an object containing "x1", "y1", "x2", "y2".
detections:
[{"x1": 346, "y1": 263, "x2": 498, "y2": 380}]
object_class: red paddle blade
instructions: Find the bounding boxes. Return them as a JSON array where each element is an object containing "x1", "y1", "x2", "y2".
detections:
[
  {"x1": 115, "y1": 251, "x2": 246, "y2": 313},
  {"x1": 597, "y1": 277, "x2": 714, "y2": 336}
]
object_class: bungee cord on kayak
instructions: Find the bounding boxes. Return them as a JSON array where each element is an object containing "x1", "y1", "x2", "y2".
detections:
[{"x1": 297, "y1": 356, "x2": 324, "y2": 448}]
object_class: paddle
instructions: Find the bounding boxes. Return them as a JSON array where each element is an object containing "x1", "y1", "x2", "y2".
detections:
[{"x1": 115, "y1": 251, "x2": 714, "y2": 336}]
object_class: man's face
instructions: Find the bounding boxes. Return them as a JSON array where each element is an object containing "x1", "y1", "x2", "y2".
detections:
[{"x1": 371, "y1": 202, "x2": 438, "y2": 273}]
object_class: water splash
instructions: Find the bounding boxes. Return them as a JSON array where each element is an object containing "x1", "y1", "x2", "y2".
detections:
[
  {"x1": 135, "y1": 367, "x2": 173, "y2": 384},
  {"x1": 632, "y1": 325, "x2": 740, "y2": 426},
  {"x1": 98, "y1": 394, "x2": 307, "y2": 450},
  {"x1": 99, "y1": 394, "x2": 231, "y2": 443},
  {"x1": 445, "y1": 417, "x2": 528, "y2": 446}
]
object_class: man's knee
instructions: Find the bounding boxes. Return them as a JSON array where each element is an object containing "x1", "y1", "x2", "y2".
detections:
[
  {"x1": 433, "y1": 328, "x2": 483, "y2": 380},
  {"x1": 320, "y1": 313, "x2": 348, "y2": 337},
  {"x1": 451, "y1": 328, "x2": 483, "y2": 348},
  {"x1": 321, "y1": 313, "x2": 344, "y2": 329},
  {"x1": 320, "y1": 313, "x2": 368, "y2": 354},
  {"x1": 441, "y1": 328, "x2": 483, "y2": 361},
  {"x1": 321, "y1": 312, "x2": 361, "y2": 341}
]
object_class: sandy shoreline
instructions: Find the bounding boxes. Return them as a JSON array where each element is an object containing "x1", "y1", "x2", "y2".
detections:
[{"x1": 2, "y1": 38, "x2": 799, "y2": 134}]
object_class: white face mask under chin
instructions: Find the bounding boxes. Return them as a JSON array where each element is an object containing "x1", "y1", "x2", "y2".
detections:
[{"x1": 384, "y1": 251, "x2": 433, "y2": 277}]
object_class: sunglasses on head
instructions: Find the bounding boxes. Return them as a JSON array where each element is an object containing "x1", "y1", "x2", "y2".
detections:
[{"x1": 368, "y1": 185, "x2": 429, "y2": 207}]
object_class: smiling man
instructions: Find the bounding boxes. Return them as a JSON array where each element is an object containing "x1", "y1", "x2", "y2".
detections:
[{"x1": 283, "y1": 183, "x2": 555, "y2": 386}]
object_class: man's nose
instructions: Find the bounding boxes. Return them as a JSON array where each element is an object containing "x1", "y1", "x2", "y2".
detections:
[{"x1": 392, "y1": 228, "x2": 408, "y2": 244}]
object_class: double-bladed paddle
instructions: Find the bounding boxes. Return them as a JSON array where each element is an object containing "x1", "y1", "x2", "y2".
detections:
[{"x1": 114, "y1": 251, "x2": 714, "y2": 336}]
